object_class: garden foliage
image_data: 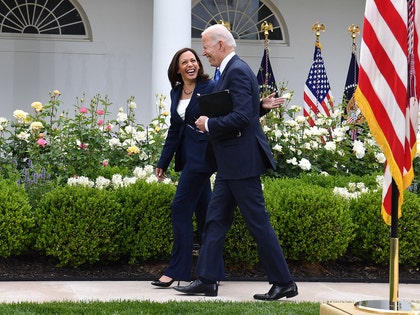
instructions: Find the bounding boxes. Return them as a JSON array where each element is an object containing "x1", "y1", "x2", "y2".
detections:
[{"x1": 0, "y1": 91, "x2": 419, "y2": 269}]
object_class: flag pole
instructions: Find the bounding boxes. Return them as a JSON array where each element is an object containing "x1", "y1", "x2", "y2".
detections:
[{"x1": 389, "y1": 178, "x2": 399, "y2": 309}]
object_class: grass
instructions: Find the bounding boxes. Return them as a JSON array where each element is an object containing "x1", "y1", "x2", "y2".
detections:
[{"x1": 0, "y1": 301, "x2": 321, "y2": 314}]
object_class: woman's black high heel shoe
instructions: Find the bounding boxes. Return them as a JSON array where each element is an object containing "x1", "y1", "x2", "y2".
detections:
[{"x1": 151, "y1": 278, "x2": 180, "y2": 287}]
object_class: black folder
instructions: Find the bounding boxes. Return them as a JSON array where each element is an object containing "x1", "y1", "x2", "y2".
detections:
[
  {"x1": 197, "y1": 89, "x2": 241, "y2": 140},
  {"x1": 197, "y1": 89, "x2": 233, "y2": 117}
]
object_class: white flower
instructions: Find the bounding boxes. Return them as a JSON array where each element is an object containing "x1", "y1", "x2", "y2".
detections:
[
  {"x1": 296, "y1": 115, "x2": 306, "y2": 124},
  {"x1": 111, "y1": 174, "x2": 124, "y2": 188},
  {"x1": 133, "y1": 130, "x2": 147, "y2": 142},
  {"x1": 289, "y1": 105, "x2": 301, "y2": 113},
  {"x1": 133, "y1": 166, "x2": 147, "y2": 179},
  {"x1": 17, "y1": 131, "x2": 30, "y2": 141},
  {"x1": 274, "y1": 129, "x2": 282, "y2": 138},
  {"x1": 375, "y1": 152, "x2": 386, "y2": 164},
  {"x1": 67, "y1": 176, "x2": 94, "y2": 188},
  {"x1": 95, "y1": 176, "x2": 111, "y2": 189},
  {"x1": 129, "y1": 101, "x2": 137, "y2": 109},
  {"x1": 0, "y1": 117, "x2": 8, "y2": 128},
  {"x1": 273, "y1": 144, "x2": 282, "y2": 152},
  {"x1": 353, "y1": 140, "x2": 366, "y2": 159},
  {"x1": 299, "y1": 158, "x2": 311, "y2": 171},
  {"x1": 109, "y1": 138, "x2": 121, "y2": 148},
  {"x1": 117, "y1": 112, "x2": 128, "y2": 122},
  {"x1": 285, "y1": 120, "x2": 298, "y2": 128},
  {"x1": 325, "y1": 141, "x2": 336, "y2": 152},
  {"x1": 146, "y1": 175, "x2": 158, "y2": 183},
  {"x1": 144, "y1": 165, "x2": 154, "y2": 175},
  {"x1": 123, "y1": 177, "x2": 137, "y2": 186},
  {"x1": 286, "y1": 157, "x2": 298, "y2": 165},
  {"x1": 280, "y1": 92, "x2": 292, "y2": 100}
]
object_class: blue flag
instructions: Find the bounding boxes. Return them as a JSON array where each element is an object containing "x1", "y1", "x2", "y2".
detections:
[
  {"x1": 256, "y1": 48, "x2": 277, "y2": 97},
  {"x1": 343, "y1": 46, "x2": 359, "y2": 104}
]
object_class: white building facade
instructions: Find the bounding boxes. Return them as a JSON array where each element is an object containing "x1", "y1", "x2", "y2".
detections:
[{"x1": 0, "y1": 0, "x2": 365, "y2": 124}]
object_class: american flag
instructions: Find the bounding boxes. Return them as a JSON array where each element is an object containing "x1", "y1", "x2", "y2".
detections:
[
  {"x1": 303, "y1": 44, "x2": 334, "y2": 126},
  {"x1": 354, "y1": 0, "x2": 419, "y2": 225}
]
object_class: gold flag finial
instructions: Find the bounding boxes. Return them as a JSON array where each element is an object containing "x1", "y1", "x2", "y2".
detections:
[
  {"x1": 312, "y1": 22, "x2": 325, "y2": 47},
  {"x1": 348, "y1": 24, "x2": 360, "y2": 44},
  {"x1": 260, "y1": 21, "x2": 273, "y2": 40},
  {"x1": 217, "y1": 19, "x2": 231, "y2": 30}
]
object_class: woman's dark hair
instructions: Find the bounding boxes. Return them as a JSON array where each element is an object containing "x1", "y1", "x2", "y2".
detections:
[{"x1": 167, "y1": 47, "x2": 210, "y2": 89}]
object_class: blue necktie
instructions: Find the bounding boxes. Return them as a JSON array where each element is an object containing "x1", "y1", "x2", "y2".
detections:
[{"x1": 214, "y1": 68, "x2": 221, "y2": 82}]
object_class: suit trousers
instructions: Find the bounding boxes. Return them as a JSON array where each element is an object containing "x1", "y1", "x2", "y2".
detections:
[
  {"x1": 164, "y1": 169, "x2": 213, "y2": 281},
  {"x1": 196, "y1": 175, "x2": 293, "y2": 285}
]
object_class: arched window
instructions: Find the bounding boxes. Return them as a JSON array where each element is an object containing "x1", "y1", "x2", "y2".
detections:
[
  {"x1": 192, "y1": 0, "x2": 288, "y2": 44},
  {"x1": 0, "y1": 0, "x2": 92, "y2": 40}
]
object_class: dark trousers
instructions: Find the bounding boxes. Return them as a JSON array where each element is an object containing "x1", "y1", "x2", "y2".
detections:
[
  {"x1": 196, "y1": 175, "x2": 293, "y2": 284},
  {"x1": 164, "y1": 170, "x2": 219, "y2": 281}
]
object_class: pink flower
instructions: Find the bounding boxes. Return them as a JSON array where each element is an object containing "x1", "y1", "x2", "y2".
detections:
[
  {"x1": 106, "y1": 124, "x2": 112, "y2": 131},
  {"x1": 79, "y1": 142, "x2": 88, "y2": 150},
  {"x1": 80, "y1": 107, "x2": 88, "y2": 114},
  {"x1": 97, "y1": 119, "x2": 104, "y2": 126},
  {"x1": 102, "y1": 160, "x2": 109, "y2": 167},
  {"x1": 97, "y1": 109, "x2": 105, "y2": 115},
  {"x1": 37, "y1": 138, "x2": 47, "y2": 148}
]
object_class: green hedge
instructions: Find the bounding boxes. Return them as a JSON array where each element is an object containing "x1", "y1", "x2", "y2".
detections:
[
  {"x1": 348, "y1": 190, "x2": 420, "y2": 266},
  {"x1": 264, "y1": 177, "x2": 355, "y2": 262},
  {"x1": 0, "y1": 175, "x2": 419, "y2": 269},
  {"x1": 114, "y1": 180, "x2": 175, "y2": 263},
  {"x1": 0, "y1": 180, "x2": 34, "y2": 257}
]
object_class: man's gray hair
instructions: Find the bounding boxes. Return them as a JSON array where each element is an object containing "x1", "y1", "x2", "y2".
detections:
[{"x1": 202, "y1": 24, "x2": 237, "y2": 48}]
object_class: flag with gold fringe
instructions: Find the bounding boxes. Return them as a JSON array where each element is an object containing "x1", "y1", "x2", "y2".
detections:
[{"x1": 354, "y1": 0, "x2": 419, "y2": 225}]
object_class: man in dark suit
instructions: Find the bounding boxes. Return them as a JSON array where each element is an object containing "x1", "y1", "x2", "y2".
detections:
[{"x1": 173, "y1": 24, "x2": 298, "y2": 301}]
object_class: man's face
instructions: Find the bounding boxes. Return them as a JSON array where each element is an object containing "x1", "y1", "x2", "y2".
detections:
[{"x1": 201, "y1": 33, "x2": 221, "y2": 67}]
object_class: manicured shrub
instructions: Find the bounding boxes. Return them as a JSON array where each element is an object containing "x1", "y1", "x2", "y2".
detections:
[
  {"x1": 349, "y1": 190, "x2": 420, "y2": 266},
  {"x1": 34, "y1": 185, "x2": 123, "y2": 267},
  {"x1": 263, "y1": 177, "x2": 355, "y2": 262},
  {"x1": 115, "y1": 180, "x2": 175, "y2": 263},
  {"x1": 0, "y1": 179, "x2": 34, "y2": 257}
]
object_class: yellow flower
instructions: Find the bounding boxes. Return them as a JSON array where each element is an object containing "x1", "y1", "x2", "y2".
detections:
[
  {"x1": 162, "y1": 110, "x2": 169, "y2": 117},
  {"x1": 31, "y1": 101, "x2": 44, "y2": 112},
  {"x1": 127, "y1": 145, "x2": 140, "y2": 155},
  {"x1": 13, "y1": 110, "x2": 29, "y2": 122},
  {"x1": 30, "y1": 121, "x2": 44, "y2": 132},
  {"x1": 53, "y1": 90, "x2": 61, "y2": 95},
  {"x1": 155, "y1": 126, "x2": 161, "y2": 132}
]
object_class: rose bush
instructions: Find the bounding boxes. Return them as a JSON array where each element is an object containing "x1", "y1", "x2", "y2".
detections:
[
  {"x1": 0, "y1": 91, "x2": 169, "y2": 185},
  {"x1": 0, "y1": 89, "x2": 419, "y2": 192}
]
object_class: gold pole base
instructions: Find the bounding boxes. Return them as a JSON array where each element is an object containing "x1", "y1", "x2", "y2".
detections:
[{"x1": 355, "y1": 300, "x2": 420, "y2": 314}]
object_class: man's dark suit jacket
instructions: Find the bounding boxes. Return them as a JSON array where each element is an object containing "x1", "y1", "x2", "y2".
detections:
[{"x1": 207, "y1": 54, "x2": 276, "y2": 179}]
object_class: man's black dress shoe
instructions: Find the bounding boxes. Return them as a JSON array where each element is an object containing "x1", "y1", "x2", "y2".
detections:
[
  {"x1": 173, "y1": 279, "x2": 218, "y2": 296},
  {"x1": 151, "y1": 278, "x2": 179, "y2": 287},
  {"x1": 253, "y1": 282, "x2": 298, "y2": 301}
]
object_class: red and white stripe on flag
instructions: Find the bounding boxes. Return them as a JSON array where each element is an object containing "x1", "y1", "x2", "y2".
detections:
[
  {"x1": 355, "y1": 0, "x2": 419, "y2": 225},
  {"x1": 303, "y1": 44, "x2": 334, "y2": 126}
]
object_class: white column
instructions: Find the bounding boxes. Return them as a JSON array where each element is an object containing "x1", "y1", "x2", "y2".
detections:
[{"x1": 151, "y1": 0, "x2": 191, "y2": 114}]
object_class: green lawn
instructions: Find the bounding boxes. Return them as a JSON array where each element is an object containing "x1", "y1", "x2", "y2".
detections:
[{"x1": 0, "y1": 301, "x2": 320, "y2": 314}]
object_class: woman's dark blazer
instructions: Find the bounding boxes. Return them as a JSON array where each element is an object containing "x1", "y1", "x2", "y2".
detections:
[{"x1": 157, "y1": 79, "x2": 217, "y2": 174}]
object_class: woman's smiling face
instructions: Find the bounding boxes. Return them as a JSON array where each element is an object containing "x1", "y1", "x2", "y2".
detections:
[{"x1": 177, "y1": 50, "x2": 199, "y2": 82}]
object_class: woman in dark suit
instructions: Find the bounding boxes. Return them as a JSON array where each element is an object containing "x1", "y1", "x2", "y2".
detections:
[{"x1": 151, "y1": 48, "x2": 219, "y2": 287}]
